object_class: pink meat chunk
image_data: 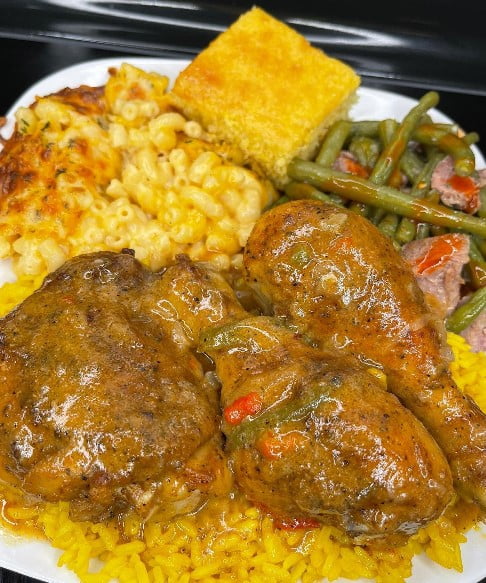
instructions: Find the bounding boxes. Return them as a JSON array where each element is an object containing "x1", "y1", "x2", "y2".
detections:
[
  {"x1": 431, "y1": 156, "x2": 481, "y2": 214},
  {"x1": 332, "y1": 151, "x2": 369, "y2": 177},
  {"x1": 460, "y1": 308, "x2": 486, "y2": 353},
  {"x1": 401, "y1": 233, "x2": 470, "y2": 317}
]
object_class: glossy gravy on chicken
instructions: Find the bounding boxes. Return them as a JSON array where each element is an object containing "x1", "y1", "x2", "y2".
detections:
[{"x1": 1, "y1": 201, "x2": 486, "y2": 545}]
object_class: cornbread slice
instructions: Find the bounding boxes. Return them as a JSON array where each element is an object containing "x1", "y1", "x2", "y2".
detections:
[{"x1": 171, "y1": 7, "x2": 360, "y2": 187}]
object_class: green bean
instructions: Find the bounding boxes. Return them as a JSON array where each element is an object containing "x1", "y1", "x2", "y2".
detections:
[
  {"x1": 424, "y1": 189, "x2": 440, "y2": 204},
  {"x1": 410, "y1": 149, "x2": 445, "y2": 198},
  {"x1": 430, "y1": 224, "x2": 448, "y2": 236},
  {"x1": 473, "y1": 236, "x2": 486, "y2": 257},
  {"x1": 349, "y1": 120, "x2": 380, "y2": 137},
  {"x1": 469, "y1": 237, "x2": 485, "y2": 262},
  {"x1": 351, "y1": 123, "x2": 403, "y2": 224},
  {"x1": 468, "y1": 261, "x2": 486, "y2": 289},
  {"x1": 287, "y1": 159, "x2": 486, "y2": 238},
  {"x1": 371, "y1": 119, "x2": 400, "y2": 226},
  {"x1": 413, "y1": 124, "x2": 475, "y2": 176},
  {"x1": 349, "y1": 119, "x2": 475, "y2": 146},
  {"x1": 316, "y1": 120, "x2": 351, "y2": 166},
  {"x1": 394, "y1": 149, "x2": 426, "y2": 243},
  {"x1": 285, "y1": 181, "x2": 343, "y2": 207},
  {"x1": 427, "y1": 122, "x2": 458, "y2": 134},
  {"x1": 401, "y1": 149, "x2": 425, "y2": 183},
  {"x1": 415, "y1": 223, "x2": 430, "y2": 239},
  {"x1": 370, "y1": 119, "x2": 398, "y2": 228},
  {"x1": 368, "y1": 120, "x2": 396, "y2": 224},
  {"x1": 370, "y1": 209, "x2": 386, "y2": 225},
  {"x1": 446, "y1": 287, "x2": 486, "y2": 333},
  {"x1": 378, "y1": 213, "x2": 399, "y2": 238},
  {"x1": 395, "y1": 217, "x2": 417, "y2": 244},
  {"x1": 377, "y1": 119, "x2": 399, "y2": 149},
  {"x1": 368, "y1": 94, "x2": 439, "y2": 227},
  {"x1": 348, "y1": 202, "x2": 371, "y2": 217},
  {"x1": 478, "y1": 187, "x2": 486, "y2": 219},
  {"x1": 464, "y1": 132, "x2": 480, "y2": 146},
  {"x1": 419, "y1": 113, "x2": 434, "y2": 126},
  {"x1": 370, "y1": 92, "x2": 439, "y2": 186},
  {"x1": 349, "y1": 136, "x2": 380, "y2": 168}
]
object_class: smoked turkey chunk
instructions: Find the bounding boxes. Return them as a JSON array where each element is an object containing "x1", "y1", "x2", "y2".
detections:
[{"x1": 0, "y1": 251, "x2": 222, "y2": 521}]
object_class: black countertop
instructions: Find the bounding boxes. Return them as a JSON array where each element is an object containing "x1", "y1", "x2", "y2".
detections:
[
  {"x1": 0, "y1": 2, "x2": 485, "y2": 144},
  {"x1": 0, "y1": 2, "x2": 485, "y2": 582}
]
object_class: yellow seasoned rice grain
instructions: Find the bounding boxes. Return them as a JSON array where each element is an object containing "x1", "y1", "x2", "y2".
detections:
[
  {"x1": 130, "y1": 554, "x2": 150, "y2": 583},
  {"x1": 191, "y1": 562, "x2": 222, "y2": 579},
  {"x1": 150, "y1": 565, "x2": 164, "y2": 583},
  {"x1": 112, "y1": 541, "x2": 146, "y2": 556}
]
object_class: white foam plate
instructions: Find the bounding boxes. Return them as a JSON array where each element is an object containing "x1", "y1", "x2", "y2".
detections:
[{"x1": 0, "y1": 57, "x2": 485, "y2": 583}]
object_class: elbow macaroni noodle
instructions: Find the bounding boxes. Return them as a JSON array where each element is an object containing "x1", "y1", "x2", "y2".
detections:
[{"x1": 0, "y1": 63, "x2": 277, "y2": 277}]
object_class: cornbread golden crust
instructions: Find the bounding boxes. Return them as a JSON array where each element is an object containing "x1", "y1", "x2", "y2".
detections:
[{"x1": 171, "y1": 7, "x2": 360, "y2": 187}]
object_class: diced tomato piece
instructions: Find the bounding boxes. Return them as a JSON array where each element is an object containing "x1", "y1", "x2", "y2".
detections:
[
  {"x1": 447, "y1": 175, "x2": 480, "y2": 214},
  {"x1": 413, "y1": 233, "x2": 467, "y2": 275},
  {"x1": 223, "y1": 392, "x2": 262, "y2": 426},
  {"x1": 257, "y1": 430, "x2": 307, "y2": 459},
  {"x1": 342, "y1": 156, "x2": 369, "y2": 178}
]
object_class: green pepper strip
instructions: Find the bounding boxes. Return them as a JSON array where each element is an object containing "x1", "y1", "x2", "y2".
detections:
[
  {"x1": 446, "y1": 287, "x2": 486, "y2": 333},
  {"x1": 225, "y1": 385, "x2": 333, "y2": 452},
  {"x1": 267, "y1": 195, "x2": 290, "y2": 210},
  {"x1": 287, "y1": 159, "x2": 486, "y2": 238}
]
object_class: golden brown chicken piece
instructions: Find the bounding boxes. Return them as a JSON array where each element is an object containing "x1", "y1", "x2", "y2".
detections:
[
  {"x1": 0, "y1": 251, "x2": 223, "y2": 522},
  {"x1": 158, "y1": 258, "x2": 453, "y2": 541},
  {"x1": 244, "y1": 199, "x2": 486, "y2": 508}
]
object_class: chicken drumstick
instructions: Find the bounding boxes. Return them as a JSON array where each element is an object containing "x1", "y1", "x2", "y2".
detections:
[
  {"x1": 158, "y1": 258, "x2": 453, "y2": 541},
  {"x1": 244, "y1": 199, "x2": 486, "y2": 508}
]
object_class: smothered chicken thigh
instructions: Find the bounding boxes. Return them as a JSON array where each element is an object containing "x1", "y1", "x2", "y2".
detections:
[
  {"x1": 0, "y1": 251, "x2": 223, "y2": 521},
  {"x1": 157, "y1": 258, "x2": 453, "y2": 541},
  {"x1": 244, "y1": 199, "x2": 486, "y2": 509}
]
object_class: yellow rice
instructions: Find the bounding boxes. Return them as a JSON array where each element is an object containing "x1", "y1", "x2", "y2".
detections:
[{"x1": 0, "y1": 280, "x2": 485, "y2": 583}]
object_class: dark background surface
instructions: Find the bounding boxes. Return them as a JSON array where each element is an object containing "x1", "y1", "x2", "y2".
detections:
[
  {"x1": 0, "y1": 0, "x2": 486, "y2": 135},
  {"x1": 0, "y1": 1, "x2": 485, "y2": 582}
]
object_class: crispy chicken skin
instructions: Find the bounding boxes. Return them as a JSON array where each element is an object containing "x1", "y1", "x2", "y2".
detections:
[
  {"x1": 158, "y1": 258, "x2": 453, "y2": 540},
  {"x1": 244, "y1": 200, "x2": 486, "y2": 508},
  {"x1": 0, "y1": 251, "x2": 223, "y2": 521}
]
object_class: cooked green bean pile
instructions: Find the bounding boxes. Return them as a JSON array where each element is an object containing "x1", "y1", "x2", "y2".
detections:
[{"x1": 283, "y1": 91, "x2": 486, "y2": 335}]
